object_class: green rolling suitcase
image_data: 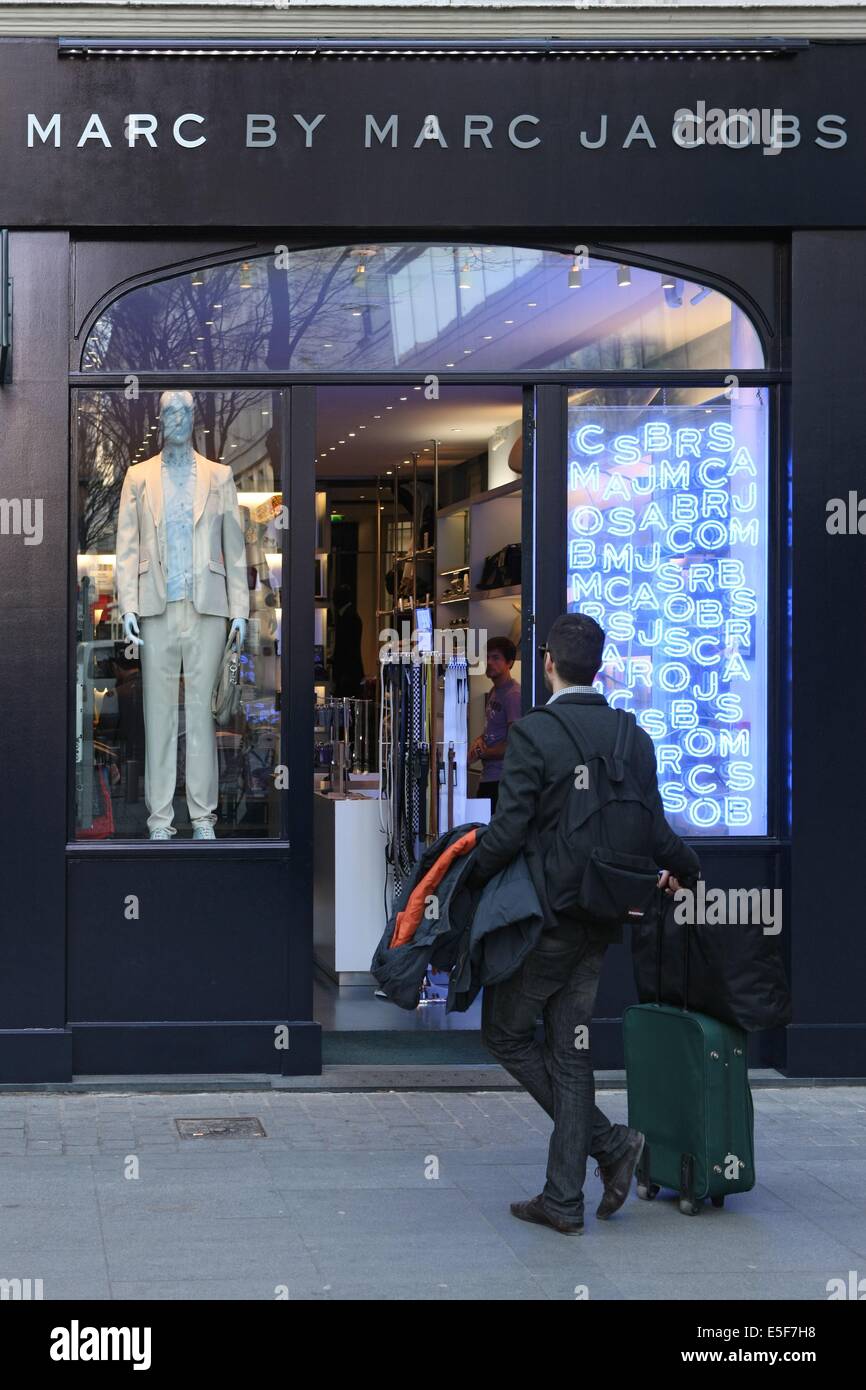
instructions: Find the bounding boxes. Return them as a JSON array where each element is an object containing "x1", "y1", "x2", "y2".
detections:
[{"x1": 623, "y1": 1001, "x2": 756, "y2": 1214}]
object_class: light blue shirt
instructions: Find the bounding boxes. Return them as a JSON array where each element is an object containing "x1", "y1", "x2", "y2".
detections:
[{"x1": 161, "y1": 452, "x2": 196, "y2": 602}]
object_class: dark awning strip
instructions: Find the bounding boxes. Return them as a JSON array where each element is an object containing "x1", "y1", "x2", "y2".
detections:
[{"x1": 58, "y1": 36, "x2": 809, "y2": 60}]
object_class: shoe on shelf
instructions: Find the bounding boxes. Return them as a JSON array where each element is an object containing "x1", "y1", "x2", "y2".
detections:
[
  {"x1": 595, "y1": 1129, "x2": 646, "y2": 1219},
  {"x1": 510, "y1": 1194, "x2": 584, "y2": 1235},
  {"x1": 192, "y1": 822, "x2": 216, "y2": 840},
  {"x1": 149, "y1": 828, "x2": 172, "y2": 840}
]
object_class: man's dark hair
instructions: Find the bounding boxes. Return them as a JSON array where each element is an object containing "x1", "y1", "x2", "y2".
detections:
[
  {"x1": 487, "y1": 635, "x2": 517, "y2": 665},
  {"x1": 546, "y1": 613, "x2": 604, "y2": 685}
]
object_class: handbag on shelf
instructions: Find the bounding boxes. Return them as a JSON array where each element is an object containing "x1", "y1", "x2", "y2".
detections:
[
  {"x1": 211, "y1": 631, "x2": 243, "y2": 727},
  {"x1": 477, "y1": 542, "x2": 521, "y2": 591}
]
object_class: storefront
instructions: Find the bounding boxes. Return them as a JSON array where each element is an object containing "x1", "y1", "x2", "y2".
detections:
[{"x1": 1, "y1": 33, "x2": 863, "y2": 1080}]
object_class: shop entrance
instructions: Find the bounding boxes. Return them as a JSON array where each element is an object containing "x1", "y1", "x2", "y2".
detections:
[{"x1": 311, "y1": 382, "x2": 529, "y2": 1062}]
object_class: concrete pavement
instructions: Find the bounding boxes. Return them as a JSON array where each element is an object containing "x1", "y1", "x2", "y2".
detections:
[{"x1": 0, "y1": 1084, "x2": 864, "y2": 1300}]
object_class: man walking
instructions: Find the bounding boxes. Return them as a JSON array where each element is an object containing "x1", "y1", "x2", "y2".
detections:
[{"x1": 469, "y1": 612, "x2": 701, "y2": 1234}]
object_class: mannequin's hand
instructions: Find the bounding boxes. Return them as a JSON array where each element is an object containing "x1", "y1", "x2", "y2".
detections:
[
  {"x1": 122, "y1": 612, "x2": 143, "y2": 647},
  {"x1": 229, "y1": 618, "x2": 247, "y2": 649}
]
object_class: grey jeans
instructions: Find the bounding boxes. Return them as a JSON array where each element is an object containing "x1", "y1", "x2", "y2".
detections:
[{"x1": 481, "y1": 925, "x2": 630, "y2": 1222}]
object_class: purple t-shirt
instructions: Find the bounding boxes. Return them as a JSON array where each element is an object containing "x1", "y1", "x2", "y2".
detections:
[{"x1": 482, "y1": 678, "x2": 521, "y2": 781}]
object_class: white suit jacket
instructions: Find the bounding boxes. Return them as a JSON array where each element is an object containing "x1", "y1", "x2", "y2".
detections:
[{"x1": 116, "y1": 451, "x2": 250, "y2": 620}]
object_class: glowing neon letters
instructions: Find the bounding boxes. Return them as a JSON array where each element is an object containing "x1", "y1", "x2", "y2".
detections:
[{"x1": 566, "y1": 403, "x2": 767, "y2": 834}]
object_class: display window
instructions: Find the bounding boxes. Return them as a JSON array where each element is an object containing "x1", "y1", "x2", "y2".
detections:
[
  {"x1": 565, "y1": 386, "x2": 769, "y2": 835},
  {"x1": 74, "y1": 387, "x2": 284, "y2": 840}
]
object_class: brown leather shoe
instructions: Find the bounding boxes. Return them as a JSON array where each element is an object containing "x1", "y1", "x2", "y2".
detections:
[
  {"x1": 595, "y1": 1129, "x2": 646, "y2": 1219},
  {"x1": 510, "y1": 1194, "x2": 584, "y2": 1235}
]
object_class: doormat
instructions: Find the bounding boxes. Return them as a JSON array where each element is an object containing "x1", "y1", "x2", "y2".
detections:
[
  {"x1": 175, "y1": 1117, "x2": 266, "y2": 1139},
  {"x1": 322, "y1": 1031, "x2": 491, "y2": 1066}
]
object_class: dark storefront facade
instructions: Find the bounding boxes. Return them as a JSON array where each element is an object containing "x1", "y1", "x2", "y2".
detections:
[{"x1": 0, "y1": 35, "x2": 863, "y2": 1081}]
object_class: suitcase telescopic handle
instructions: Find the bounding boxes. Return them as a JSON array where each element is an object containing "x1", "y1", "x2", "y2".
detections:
[{"x1": 655, "y1": 883, "x2": 691, "y2": 1013}]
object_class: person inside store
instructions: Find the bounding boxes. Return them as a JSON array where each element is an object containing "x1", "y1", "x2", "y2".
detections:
[
  {"x1": 331, "y1": 582, "x2": 364, "y2": 698},
  {"x1": 467, "y1": 612, "x2": 701, "y2": 1235},
  {"x1": 468, "y1": 635, "x2": 521, "y2": 813}
]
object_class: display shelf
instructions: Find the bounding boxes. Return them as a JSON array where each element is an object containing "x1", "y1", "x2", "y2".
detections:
[{"x1": 471, "y1": 584, "x2": 522, "y2": 601}]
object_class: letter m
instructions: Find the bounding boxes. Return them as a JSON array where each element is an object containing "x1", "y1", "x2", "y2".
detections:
[
  {"x1": 0, "y1": 1278, "x2": 23, "y2": 1299},
  {"x1": 365, "y1": 115, "x2": 398, "y2": 148},
  {"x1": 729, "y1": 887, "x2": 761, "y2": 924},
  {"x1": 29, "y1": 114, "x2": 60, "y2": 147}
]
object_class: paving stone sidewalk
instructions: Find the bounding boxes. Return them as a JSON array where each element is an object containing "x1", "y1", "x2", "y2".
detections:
[{"x1": 0, "y1": 1086, "x2": 864, "y2": 1300}]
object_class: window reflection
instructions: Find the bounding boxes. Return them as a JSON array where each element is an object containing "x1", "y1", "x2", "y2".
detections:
[{"x1": 82, "y1": 244, "x2": 764, "y2": 374}]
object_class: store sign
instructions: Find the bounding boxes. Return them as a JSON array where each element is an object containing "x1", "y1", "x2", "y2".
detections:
[
  {"x1": 566, "y1": 396, "x2": 768, "y2": 836},
  {"x1": 1, "y1": 42, "x2": 866, "y2": 226}
]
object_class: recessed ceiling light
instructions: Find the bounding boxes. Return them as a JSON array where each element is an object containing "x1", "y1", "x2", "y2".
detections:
[
  {"x1": 359, "y1": 425, "x2": 366, "y2": 430},
  {"x1": 348, "y1": 432, "x2": 356, "y2": 437},
  {"x1": 504, "y1": 319, "x2": 514, "y2": 325},
  {"x1": 386, "y1": 406, "x2": 393, "y2": 410},
  {"x1": 339, "y1": 439, "x2": 345, "y2": 444},
  {"x1": 446, "y1": 362, "x2": 455, "y2": 368},
  {"x1": 463, "y1": 349, "x2": 472, "y2": 355},
  {"x1": 400, "y1": 396, "x2": 407, "y2": 401},
  {"x1": 374, "y1": 414, "x2": 381, "y2": 419},
  {"x1": 527, "y1": 301, "x2": 537, "y2": 307},
  {"x1": 413, "y1": 385, "x2": 422, "y2": 391},
  {"x1": 483, "y1": 335, "x2": 493, "y2": 341},
  {"x1": 386, "y1": 469, "x2": 393, "y2": 475}
]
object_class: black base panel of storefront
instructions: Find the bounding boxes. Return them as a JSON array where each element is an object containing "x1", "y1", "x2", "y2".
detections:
[
  {"x1": 69, "y1": 1021, "x2": 322, "y2": 1076},
  {"x1": 0, "y1": 1025, "x2": 322, "y2": 1081}
]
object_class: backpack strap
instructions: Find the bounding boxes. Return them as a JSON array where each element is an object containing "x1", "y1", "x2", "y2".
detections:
[{"x1": 534, "y1": 704, "x2": 637, "y2": 784}]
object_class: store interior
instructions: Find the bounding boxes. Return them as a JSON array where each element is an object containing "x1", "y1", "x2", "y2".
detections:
[{"x1": 311, "y1": 383, "x2": 525, "y2": 1060}]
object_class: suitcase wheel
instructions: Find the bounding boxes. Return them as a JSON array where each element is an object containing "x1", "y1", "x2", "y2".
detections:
[
  {"x1": 678, "y1": 1197, "x2": 701, "y2": 1216},
  {"x1": 711, "y1": 1195, "x2": 725, "y2": 1209},
  {"x1": 636, "y1": 1182, "x2": 659, "y2": 1201}
]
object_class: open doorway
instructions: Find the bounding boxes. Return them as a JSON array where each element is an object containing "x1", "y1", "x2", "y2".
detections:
[{"x1": 311, "y1": 382, "x2": 526, "y2": 1061}]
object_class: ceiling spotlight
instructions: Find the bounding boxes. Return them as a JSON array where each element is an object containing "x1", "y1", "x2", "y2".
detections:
[
  {"x1": 459, "y1": 261, "x2": 472, "y2": 291},
  {"x1": 661, "y1": 271, "x2": 677, "y2": 290},
  {"x1": 568, "y1": 259, "x2": 582, "y2": 290},
  {"x1": 617, "y1": 264, "x2": 631, "y2": 288},
  {"x1": 239, "y1": 264, "x2": 252, "y2": 289}
]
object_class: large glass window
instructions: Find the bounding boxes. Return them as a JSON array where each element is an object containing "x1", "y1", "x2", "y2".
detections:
[
  {"x1": 75, "y1": 388, "x2": 284, "y2": 840},
  {"x1": 565, "y1": 386, "x2": 768, "y2": 836},
  {"x1": 81, "y1": 244, "x2": 764, "y2": 375}
]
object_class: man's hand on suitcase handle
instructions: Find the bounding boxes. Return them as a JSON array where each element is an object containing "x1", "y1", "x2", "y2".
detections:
[{"x1": 658, "y1": 869, "x2": 701, "y2": 897}]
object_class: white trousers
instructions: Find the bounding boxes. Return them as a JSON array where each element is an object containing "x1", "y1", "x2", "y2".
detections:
[{"x1": 140, "y1": 600, "x2": 227, "y2": 834}]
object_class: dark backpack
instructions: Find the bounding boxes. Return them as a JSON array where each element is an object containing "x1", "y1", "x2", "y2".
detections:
[{"x1": 536, "y1": 705, "x2": 661, "y2": 927}]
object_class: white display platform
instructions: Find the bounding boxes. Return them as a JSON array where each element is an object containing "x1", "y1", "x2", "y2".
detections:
[{"x1": 313, "y1": 790, "x2": 492, "y2": 987}]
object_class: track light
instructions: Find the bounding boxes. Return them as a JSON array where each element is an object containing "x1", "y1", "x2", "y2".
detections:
[
  {"x1": 568, "y1": 259, "x2": 582, "y2": 290},
  {"x1": 617, "y1": 264, "x2": 631, "y2": 288}
]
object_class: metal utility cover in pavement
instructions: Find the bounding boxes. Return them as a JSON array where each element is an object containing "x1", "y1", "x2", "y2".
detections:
[{"x1": 175, "y1": 1117, "x2": 266, "y2": 1139}]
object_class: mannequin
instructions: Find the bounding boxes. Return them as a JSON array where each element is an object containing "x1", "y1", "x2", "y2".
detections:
[{"x1": 117, "y1": 390, "x2": 249, "y2": 839}]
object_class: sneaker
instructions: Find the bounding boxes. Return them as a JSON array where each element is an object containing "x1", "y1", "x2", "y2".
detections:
[
  {"x1": 510, "y1": 1194, "x2": 584, "y2": 1235},
  {"x1": 149, "y1": 828, "x2": 172, "y2": 840},
  {"x1": 192, "y1": 822, "x2": 216, "y2": 840},
  {"x1": 595, "y1": 1129, "x2": 646, "y2": 1219}
]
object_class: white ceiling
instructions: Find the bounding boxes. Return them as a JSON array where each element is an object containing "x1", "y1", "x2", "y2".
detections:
[{"x1": 315, "y1": 383, "x2": 523, "y2": 478}]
